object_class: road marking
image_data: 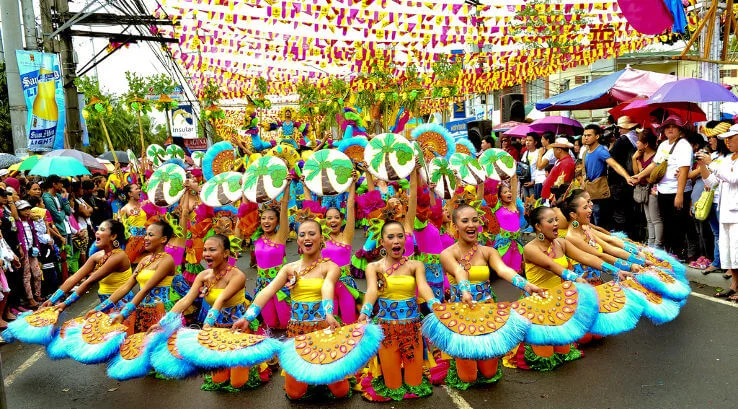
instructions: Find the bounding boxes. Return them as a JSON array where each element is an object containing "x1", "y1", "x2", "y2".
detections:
[
  {"x1": 690, "y1": 291, "x2": 738, "y2": 308},
  {"x1": 443, "y1": 385, "x2": 474, "y2": 409},
  {"x1": 4, "y1": 350, "x2": 44, "y2": 387}
]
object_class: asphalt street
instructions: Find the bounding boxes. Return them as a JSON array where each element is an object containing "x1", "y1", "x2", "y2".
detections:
[{"x1": 2, "y1": 233, "x2": 737, "y2": 409}]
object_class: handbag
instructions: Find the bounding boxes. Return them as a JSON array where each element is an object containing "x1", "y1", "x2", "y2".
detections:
[
  {"x1": 648, "y1": 138, "x2": 682, "y2": 185},
  {"x1": 693, "y1": 188, "x2": 714, "y2": 221},
  {"x1": 633, "y1": 184, "x2": 650, "y2": 204},
  {"x1": 582, "y1": 148, "x2": 611, "y2": 200}
]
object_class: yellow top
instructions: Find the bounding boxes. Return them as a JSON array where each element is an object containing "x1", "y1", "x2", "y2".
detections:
[
  {"x1": 205, "y1": 287, "x2": 247, "y2": 309},
  {"x1": 525, "y1": 255, "x2": 569, "y2": 290},
  {"x1": 98, "y1": 267, "x2": 133, "y2": 295},
  {"x1": 382, "y1": 275, "x2": 416, "y2": 300},
  {"x1": 448, "y1": 265, "x2": 490, "y2": 285},
  {"x1": 557, "y1": 229, "x2": 568, "y2": 238},
  {"x1": 123, "y1": 208, "x2": 147, "y2": 227},
  {"x1": 136, "y1": 269, "x2": 174, "y2": 288},
  {"x1": 291, "y1": 277, "x2": 324, "y2": 303}
]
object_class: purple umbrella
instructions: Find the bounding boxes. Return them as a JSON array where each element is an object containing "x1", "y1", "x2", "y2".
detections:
[
  {"x1": 647, "y1": 78, "x2": 738, "y2": 104},
  {"x1": 529, "y1": 116, "x2": 583, "y2": 136},
  {"x1": 503, "y1": 123, "x2": 533, "y2": 138}
]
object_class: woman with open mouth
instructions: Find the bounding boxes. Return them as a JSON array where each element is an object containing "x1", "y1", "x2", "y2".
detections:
[
  {"x1": 439, "y1": 203, "x2": 546, "y2": 389},
  {"x1": 118, "y1": 184, "x2": 147, "y2": 264},
  {"x1": 359, "y1": 219, "x2": 437, "y2": 401},
  {"x1": 234, "y1": 219, "x2": 347, "y2": 400}
]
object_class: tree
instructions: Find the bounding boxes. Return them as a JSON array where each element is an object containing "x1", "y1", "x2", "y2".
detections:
[{"x1": 0, "y1": 62, "x2": 15, "y2": 153}]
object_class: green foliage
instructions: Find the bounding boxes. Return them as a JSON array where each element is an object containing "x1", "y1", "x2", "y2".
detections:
[
  {"x1": 0, "y1": 62, "x2": 13, "y2": 153},
  {"x1": 123, "y1": 71, "x2": 153, "y2": 114},
  {"x1": 169, "y1": 173, "x2": 184, "y2": 196},
  {"x1": 269, "y1": 165, "x2": 287, "y2": 187},
  {"x1": 509, "y1": 0, "x2": 590, "y2": 50}
]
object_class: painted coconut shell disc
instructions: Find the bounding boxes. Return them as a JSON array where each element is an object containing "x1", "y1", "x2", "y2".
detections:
[
  {"x1": 363, "y1": 133, "x2": 416, "y2": 181},
  {"x1": 242, "y1": 156, "x2": 289, "y2": 203},
  {"x1": 449, "y1": 152, "x2": 486, "y2": 186},
  {"x1": 175, "y1": 327, "x2": 282, "y2": 369},
  {"x1": 147, "y1": 163, "x2": 187, "y2": 207},
  {"x1": 336, "y1": 136, "x2": 368, "y2": 164},
  {"x1": 479, "y1": 148, "x2": 516, "y2": 181},
  {"x1": 126, "y1": 149, "x2": 139, "y2": 174},
  {"x1": 411, "y1": 123, "x2": 456, "y2": 161},
  {"x1": 202, "y1": 141, "x2": 237, "y2": 181},
  {"x1": 303, "y1": 149, "x2": 354, "y2": 196},
  {"x1": 146, "y1": 144, "x2": 166, "y2": 167},
  {"x1": 191, "y1": 151, "x2": 205, "y2": 168},
  {"x1": 634, "y1": 266, "x2": 691, "y2": 300},
  {"x1": 455, "y1": 138, "x2": 477, "y2": 156},
  {"x1": 419, "y1": 157, "x2": 457, "y2": 199},
  {"x1": 589, "y1": 281, "x2": 645, "y2": 337},
  {"x1": 107, "y1": 332, "x2": 152, "y2": 381},
  {"x1": 1, "y1": 307, "x2": 62, "y2": 345},
  {"x1": 278, "y1": 323, "x2": 384, "y2": 385},
  {"x1": 166, "y1": 144, "x2": 185, "y2": 160},
  {"x1": 199, "y1": 171, "x2": 244, "y2": 207},
  {"x1": 620, "y1": 278, "x2": 681, "y2": 325}
]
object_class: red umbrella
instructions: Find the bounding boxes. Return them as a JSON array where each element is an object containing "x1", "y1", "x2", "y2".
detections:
[{"x1": 609, "y1": 100, "x2": 706, "y2": 125}]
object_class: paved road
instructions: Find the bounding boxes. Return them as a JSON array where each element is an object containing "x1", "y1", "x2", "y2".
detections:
[{"x1": 3, "y1": 235, "x2": 737, "y2": 409}]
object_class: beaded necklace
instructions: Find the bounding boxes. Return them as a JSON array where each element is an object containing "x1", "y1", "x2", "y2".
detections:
[
  {"x1": 287, "y1": 257, "x2": 328, "y2": 287},
  {"x1": 199, "y1": 264, "x2": 233, "y2": 298},
  {"x1": 458, "y1": 244, "x2": 479, "y2": 271},
  {"x1": 133, "y1": 251, "x2": 165, "y2": 277},
  {"x1": 378, "y1": 256, "x2": 408, "y2": 292},
  {"x1": 95, "y1": 249, "x2": 122, "y2": 271}
]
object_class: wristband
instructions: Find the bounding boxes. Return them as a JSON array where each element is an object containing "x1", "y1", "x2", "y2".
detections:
[
  {"x1": 244, "y1": 304, "x2": 261, "y2": 322},
  {"x1": 49, "y1": 289, "x2": 66, "y2": 304},
  {"x1": 321, "y1": 299, "x2": 334, "y2": 316},
  {"x1": 63, "y1": 292, "x2": 80, "y2": 306},
  {"x1": 204, "y1": 308, "x2": 220, "y2": 326},
  {"x1": 627, "y1": 253, "x2": 645, "y2": 266},
  {"x1": 427, "y1": 298, "x2": 441, "y2": 309},
  {"x1": 511, "y1": 275, "x2": 529, "y2": 290},
  {"x1": 601, "y1": 262, "x2": 619, "y2": 275},
  {"x1": 458, "y1": 279, "x2": 472, "y2": 294},
  {"x1": 561, "y1": 269, "x2": 580, "y2": 282},
  {"x1": 94, "y1": 298, "x2": 115, "y2": 312},
  {"x1": 614, "y1": 258, "x2": 632, "y2": 271},
  {"x1": 623, "y1": 241, "x2": 638, "y2": 255},
  {"x1": 360, "y1": 302, "x2": 373, "y2": 318},
  {"x1": 120, "y1": 302, "x2": 136, "y2": 319}
]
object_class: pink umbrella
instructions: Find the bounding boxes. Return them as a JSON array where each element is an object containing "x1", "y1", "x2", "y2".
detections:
[
  {"x1": 529, "y1": 116, "x2": 583, "y2": 136},
  {"x1": 503, "y1": 123, "x2": 533, "y2": 138},
  {"x1": 493, "y1": 121, "x2": 524, "y2": 132}
]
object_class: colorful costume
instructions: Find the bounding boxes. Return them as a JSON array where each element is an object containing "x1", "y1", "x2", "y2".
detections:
[
  {"x1": 119, "y1": 207, "x2": 147, "y2": 264},
  {"x1": 412, "y1": 221, "x2": 444, "y2": 300},
  {"x1": 132, "y1": 268, "x2": 173, "y2": 333},
  {"x1": 322, "y1": 239, "x2": 360, "y2": 324},
  {"x1": 254, "y1": 236, "x2": 290, "y2": 328},
  {"x1": 491, "y1": 201, "x2": 524, "y2": 273}
]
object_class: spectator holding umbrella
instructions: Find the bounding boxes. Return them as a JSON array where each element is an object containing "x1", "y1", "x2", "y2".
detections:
[{"x1": 541, "y1": 137, "x2": 576, "y2": 201}]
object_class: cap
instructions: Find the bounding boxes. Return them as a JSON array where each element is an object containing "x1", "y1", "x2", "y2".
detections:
[
  {"x1": 0, "y1": 169, "x2": 9, "y2": 177},
  {"x1": 15, "y1": 200, "x2": 31, "y2": 210},
  {"x1": 718, "y1": 123, "x2": 738, "y2": 139}
]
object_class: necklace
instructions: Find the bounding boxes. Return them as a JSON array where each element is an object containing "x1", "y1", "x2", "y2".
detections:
[
  {"x1": 95, "y1": 249, "x2": 120, "y2": 271},
  {"x1": 199, "y1": 264, "x2": 232, "y2": 298},
  {"x1": 583, "y1": 229, "x2": 598, "y2": 248},
  {"x1": 458, "y1": 244, "x2": 479, "y2": 271},
  {"x1": 287, "y1": 257, "x2": 327, "y2": 287},
  {"x1": 133, "y1": 251, "x2": 165, "y2": 276},
  {"x1": 378, "y1": 256, "x2": 408, "y2": 292}
]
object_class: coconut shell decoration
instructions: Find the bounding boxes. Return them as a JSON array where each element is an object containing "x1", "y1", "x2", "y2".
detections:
[
  {"x1": 411, "y1": 123, "x2": 456, "y2": 161},
  {"x1": 449, "y1": 152, "x2": 486, "y2": 185},
  {"x1": 479, "y1": 148, "x2": 516, "y2": 181},
  {"x1": 191, "y1": 151, "x2": 205, "y2": 168},
  {"x1": 202, "y1": 141, "x2": 237, "y2": 181},
  {"x1": 455, "y1": 138, "x2": 477, "y2": 156},
  {"x1": 242, "y1": 156, "x2": 289, "y2": 203},
  {"x1": 146, "y1": 144, "x2": 166, "y2": 167},
  {"x1": 336, "y1": 136, "x2": 368, "y2": 164},
  {"x1": 363, "y1": 133, "x2": 416, "y2": 181},
  {"x1": 147, "y1": 163, "x2": 187, "y2": 207},
  {"x1": 126, "y1": 149, "x2": 139, "y2": 174},
  {"x1": 199, "y1": 171, "x2": 244, "y2": 207},
  {"x1": 166, "y1": 144, "x2": 186, "y2": 160},
  {"x1": 419, "y1": 157, "x2": 457, "y2": 199},
  {"x1": 303, "y1": 149, "x2": 354, "y2": 196}
]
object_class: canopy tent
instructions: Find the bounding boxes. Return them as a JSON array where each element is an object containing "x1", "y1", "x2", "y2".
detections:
[{"x1": 535, "y1": 67, "x2": 677, "y2": 111}]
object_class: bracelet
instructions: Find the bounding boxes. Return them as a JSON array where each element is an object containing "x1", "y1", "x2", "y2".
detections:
[
  {"x1": 458, "y1": 279, "x2": 472, "y2": 293},
  {"x1": 321, "y1": 299, "x2": 334, "y2": 316},
  {"x1": 204, "y1": 308, "x2": 220, "y2": 326},
  {"x1": 601, "y1": 262, "x2": 619, "y2": 275},
  {"x1": 614, "y1": 258, "x2": 632, "y2": 271},
  {"x1": 120, "y1": 302, "x2": 136, "y2": 319},
  {"x1": 244, "y1": 304, "x2": 261, "y2": 322},
  {"x1": 627, "y1": 253, "x2": 645, "y2": 266},
  {"x1": 63, "y1": 292, "x2": 80, "y2": 306},
  {"x1": 360, "y1": 302, "x2": 373, "y2": 318},
  {"x1": 511, "y1": 275, "x2": 529, "y2": 290},
  {"x1": 561, "y1": 269, "x2": 580, "y2": 282},
  {"x1": 49, "y1": 289, "x2": 66, "y2": 304},
  {"x1": 94, "y1": 298, "x2": 115, "y2": 312},
  {"x1": 427, "y1": 298, "x2": 441, "y2": 308},
  {"x1": 623, "y1": 241, "x2": 638, "y2": 255}
]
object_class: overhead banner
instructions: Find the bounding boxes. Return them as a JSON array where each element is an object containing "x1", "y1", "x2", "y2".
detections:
[
  {"x1": 183, "y1": 138, "x2": 208, "y2": 152},
  {"x1": 170, "y1": 103, "x2": 198, "y2": 139},
  {"x1": 16, "y1": 51, "x2": 66, "y2": 152}
]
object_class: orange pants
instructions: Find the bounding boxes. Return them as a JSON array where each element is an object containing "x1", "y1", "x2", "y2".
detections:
[
  {"x1": 284, "y1": 374, "x2": 350, "y2": 400},
  {"x1": 377, "y1": 334, "x2": 424, "y2": 389},
  {"x1": 455, "y1": 358, "x2": 499, "y2": 383},
  {"x1": 211, "y1": 366, "x2": 251, "y2": 388},
  {"x1": 530, "y1": 344, "x2": 571, "y2": 358}
]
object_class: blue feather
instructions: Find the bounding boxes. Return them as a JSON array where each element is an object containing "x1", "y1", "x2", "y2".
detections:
[
  {"x1": 278, "y1": 323, "x2": 383, "y2": 385},
  {"x1": 610, "y1": 231, "x2": 628, "y2": 240},
  {"x1": 647, "y1": 247, "x2": 686, "y2": 279},
  {"x1": 411, "y1": 124, "x2": 457, "y2": 160},
  {"x1": 46, "y1": 328, "x2": 71, "y2": 360},
  {"x1": 202, "y1": 141, "x2": 237, "y2": 181},
  {"x1": 635, "y1": 270, "x2": 691, "y2": 301},
  {"x1": 149, "y1": 332, "x2": 197, "y2": 379},
  {"x1": 107, "y1": 333, "x2": 153, "y2": 381},
  {"x1": 422, "y1": 309, "x2": 529, "y2": 360},
  {"x1": 175, "y1": 328, "x2": 281, "y2": 370},
  {"x1": 622, "y1": 288, "x2": 681, "y2": 325},
  {"x1": 336, "y1": 136, "x2": 368, "y2": 153},
  {"x1": 64, "y1": 325, "x2": 127, "y2": 364},
  {"x1": 524, "y1": 283, "x2": 599, "y2": 346},
  {"x1": 1, "y1": 310, "x2": 62, "y2": 345},
  {"x1": 455, "y1": 137, "x2": 477, "y2": 156},
  {"x1": 590, "y1": 284, "x2": 645, "y2": 336}
]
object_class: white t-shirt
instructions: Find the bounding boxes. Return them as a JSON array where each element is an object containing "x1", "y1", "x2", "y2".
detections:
[
  {"x1": 522, "y1": 149, "x2": 542, "y2": 184},
  {"x1": 654, "y1": 138, "x2": 693, "y2": 194}
]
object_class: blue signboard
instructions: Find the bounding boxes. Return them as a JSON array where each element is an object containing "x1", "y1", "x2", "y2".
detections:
[{"x1": 445, "y1": 117, "x2": 475, "y2": 134}]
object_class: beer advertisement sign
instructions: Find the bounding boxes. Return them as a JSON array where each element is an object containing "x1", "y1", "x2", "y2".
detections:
[{"x1": 16, "y1": 51, "x2": 66, "y2": 152}]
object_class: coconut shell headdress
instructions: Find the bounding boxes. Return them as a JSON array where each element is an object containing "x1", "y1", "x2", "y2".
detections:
[{"x1": 443, "y1": 188, "x2": 500, "y2": 242}]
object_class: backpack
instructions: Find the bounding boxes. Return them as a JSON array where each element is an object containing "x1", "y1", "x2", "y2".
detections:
[{"x1": 516, "y1": 152, "x2": 532, "y2": 183}]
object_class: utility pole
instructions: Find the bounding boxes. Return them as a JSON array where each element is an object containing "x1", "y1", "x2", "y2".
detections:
[
  {"x1": 20, "y1": 0, "x2": 38, "y2": 51},
  {"x1": 0, "y1": 0, "x2": 30, "y2": 156}
]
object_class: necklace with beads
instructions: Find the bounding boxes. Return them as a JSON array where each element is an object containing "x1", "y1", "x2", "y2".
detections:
[
  {"x1": 133, "y1": 251, "x2": 165, "y2": 276},
  {"x1": 199, "y1": 264, "x2": 232, "y2": 298},
  {"x1": 458, "y1": 244, "x2": 479, "y2": 271},
  {"x1": 288, "y1": 257, "x2": 327, "y2": 287},
  {"x1": 95, "y1": 248, "x2": 121, "y2": 271},
  {"x1": 378, "y1": 256, "x2": 408, "y2": 292}
]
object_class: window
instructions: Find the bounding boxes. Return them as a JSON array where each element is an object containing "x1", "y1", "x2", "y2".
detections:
[{"x1": 719, "y1": 69, "x2": 738, "y2": 78}]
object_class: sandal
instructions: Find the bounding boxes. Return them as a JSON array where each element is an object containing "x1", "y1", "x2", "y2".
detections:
[
  {"x1": 715, "y1": 289, "x2": 736, "y2": 298},
  {"x1": 702, "y1": 266, "x2": 721, "y2": 275},
  {"x1": 723, "y1": 273, "x2": 733, "y2": 280},
  {"x1": 728, "y1": 294, "x2": 738, "y2": 303}
]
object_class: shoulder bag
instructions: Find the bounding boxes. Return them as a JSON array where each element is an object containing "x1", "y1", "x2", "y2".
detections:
[
  {"x1": 648, "y1": 138, "x2": 682, "y2": 185},
  {"x1": 582, "y1": 147, "x2": 611, "y2": 200}
]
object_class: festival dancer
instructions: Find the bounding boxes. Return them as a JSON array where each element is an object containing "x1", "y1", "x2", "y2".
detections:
[
  {"x1": 118, "y1": 184, "x2": 147, "y2": 264},
  {"x1": 359, "y1": 220, "x2": 436, "y2": 401},
  {"x1": 233, "y1": 220, "x2": 348, "y2": 400},
  {"x1": 491, "y1": 179, "x2": 525, "y2": 272},
  {"x1": 412, "y1": 181, "x2": 447, "y2": 301},
  {"x1": 440, "y1": 204, "x2": 544, "y2": 387},
  {"x1": 266, "y1": 109, "x2": 309, "y2": 149}
]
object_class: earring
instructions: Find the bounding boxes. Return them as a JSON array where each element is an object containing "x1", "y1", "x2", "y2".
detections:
[
  {"x1": 113, "y1": 240, "x2": 120, "y2": 248},
  {"x1": 379, "y1": 248, "x2": 387, "y2": 257},
  {"x1": 321, "y1": 242, "x2": 326, "y2": 249},
  {"x1": 571, "y1": 220, "x2": 580, "y2": 229},
  {"x1": 537, "y1": 233, "x2": 545, "y2": 241}
]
